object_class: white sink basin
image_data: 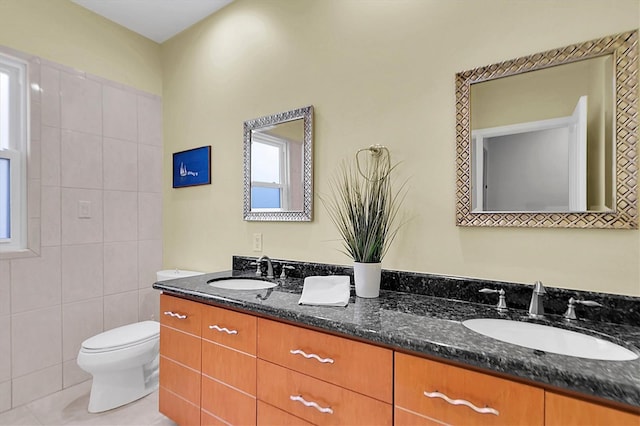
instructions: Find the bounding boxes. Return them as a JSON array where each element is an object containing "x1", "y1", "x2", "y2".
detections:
[
  {"x1": 208, "y1": 278, "x2": 277, "y2": 291},
  {"x1": 463, "y1": 318, "x2": 638, "y2": 361}
]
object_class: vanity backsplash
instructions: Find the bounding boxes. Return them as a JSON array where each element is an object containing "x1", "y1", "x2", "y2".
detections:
[{"x1": 232, "y1": 255, "x2": 640, "y2": 327}]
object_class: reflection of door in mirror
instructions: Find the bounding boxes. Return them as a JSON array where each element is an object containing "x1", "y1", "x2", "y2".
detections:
[
  {"x1": 472, "y1": 96, "x2": 587, "y2": 212},
  {"x1": 250, "y1": 119, "x2": 304, "y2": 212},
  {"x1": 470, "y1": 55, "x2": 613, "y2": 213}
]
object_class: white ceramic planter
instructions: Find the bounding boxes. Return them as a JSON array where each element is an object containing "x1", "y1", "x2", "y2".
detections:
[{"x1": 353, "y1": 262, "x2": 382, "y2": 298}]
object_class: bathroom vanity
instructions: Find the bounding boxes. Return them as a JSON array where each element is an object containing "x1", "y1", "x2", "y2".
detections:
[{"x1": 153, "y1": 262, "x2": 640, "y2": 425}]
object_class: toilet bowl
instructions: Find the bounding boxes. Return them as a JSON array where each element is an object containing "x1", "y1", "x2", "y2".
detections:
[{"x1": 77, "y1": 320, "x2": 160, "y2": 413}]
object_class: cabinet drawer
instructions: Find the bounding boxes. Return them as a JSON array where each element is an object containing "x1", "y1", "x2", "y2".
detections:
[
  {"x1": 394, "y1": 407, "x2": 442, "y2": 426},
  {"x1": 257, "y1": 318, "x2": 393, "y2": 403},
  {"x1": 545, "y1": 391, "x2": 640, "y2": 426},
  {"x1": 201, "y1": 375, "x2": 256, "y2": 425},
  {"x1": 202, "y1": 304, "x2": 256, "y2": 354},
  {"x1": 202, "y1": 339, "x2": 256, "y2": 395},
  {"x1": 257, "y1": 359, "x2": 392, "y2": 426},
  {"x1": 200, "y1": 410, "x2": 227, "y2": 426},
  {"x1": 159, "y1": 356, "x2": 200, "y2": 405},
  {"x1": 159, "y1": 387, "x2": 200, "y2": 426},
  {"x1": 160, "y1": 294, "x2": 202, "y2": 336},
  {"x1": 160, "y1": 325, "x2": 201, "y2": 371},
  {"x1": 395, "y1": 352, "x2": 544, "y2": 426},
  {"x1": 257, "y1": 401, "x2": 314, "y2": 426}
]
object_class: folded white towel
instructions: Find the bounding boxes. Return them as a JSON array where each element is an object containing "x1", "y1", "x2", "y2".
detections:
[{"x1": 298, "y1": 275, "x2": 350, "y2": 307}]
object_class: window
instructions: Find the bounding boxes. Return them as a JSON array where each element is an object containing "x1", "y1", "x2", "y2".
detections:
[
  {"x1": 0, "y1": 53, "x2": 28, "y2": 251},
  {"x1": 250, "y1": 133, "x2": 289, "y2": 211}
]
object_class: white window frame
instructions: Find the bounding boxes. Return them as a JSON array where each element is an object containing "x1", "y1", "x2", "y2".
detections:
[
  {"x1": 250, "y1": 133, "x2": 290, "y2": 212},
  {"x1": 0, "y1": 53, "x2": 28, "y2": 252}
]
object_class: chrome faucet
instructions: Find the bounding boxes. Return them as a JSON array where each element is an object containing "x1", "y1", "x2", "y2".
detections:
[
  {"x1": 255, "y1": 255, "x2": 275, "y2": 279},
  {"x1": 528, "y1": 281, "x2": 546, "y2": 319}
]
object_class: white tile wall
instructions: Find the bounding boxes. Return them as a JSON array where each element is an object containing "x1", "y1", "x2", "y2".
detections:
[
  {"x1": 12, "y1": 365, "x2": 62, "y2": 408},
  {"x1": 0, "y1": 316, "x2": 10, "y2": 382},
  {"x1": 40, "y1": 186, "x2": 61, "y2": 247},
  {"x1": 11, "y1": 306, "x2": 62, "y2": 377},
  {"x1": 60, "y1": 188, "x2": 104, "y2": 245},
  {"x1": 138, "y1": 193, "x2": 163, "y2": 241},
  {"x1": 60, "y1": 72, "x2": 102, "y2": 136},
  {"x1": 0, "y1": 261, "x2": 9, "y2": 316},
  {"x1": 61, "y1": 244, "x2": 103, "y2": 304},
  {"x1": 62, "y1": 298, "x2": 103, "y2": 361},
  {"x1": 138, "y1": 144, "x2": 163, "y2": 193},
  {"x1": 40, "y1": 66, "x2": 61, "y2": 128},
  {"x1": 138, "y1": 240, "x2": 162, "y2": 289},
  {"x1": 104, "y1": 291, "x2": 139, "y2": 330},
  {"x1": 60, "y1": 130, "x2": 103, "y2": 189},
  {"x1": 0, "y1": 381, "x2": 10, "y2": 413},
  {"x1": 41, "y1": 126, "x2": 61, "y2": 187},
  {"x1": 62, "y1": 359, "x2": 90, "y2": 389},
  {"x1": 10, "y1": 247, "x2": 61, "y2": 314},
  {"x1": 103, "y1": 85, "x2": 138, "y2": 142},
  {"x1": 1, "y1": 51, "x2": 163, "y2": 412},
  {"x1": 104, "y1": 191, "x2": 138, "y2": 242},
  {"x1": 103, "y1": 137, "x2": 138, "y2": 191},
  {"x1": 104, "y1": 242, "x2": 138, "y2": 295}
]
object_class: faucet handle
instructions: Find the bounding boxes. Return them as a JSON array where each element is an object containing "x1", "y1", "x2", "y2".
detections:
[
  {"x1": 479, "y1": 288, "x2": 508, "y2": 312},
  {"x1": 249, "y1": 261, "x2": 261, "y2": 276},
  {"x1": 563, "y1": 297, "x2": 603, "y2": 320},
  {"x1": 280, "y1": 265, "x2": 295, "y2": 279}
]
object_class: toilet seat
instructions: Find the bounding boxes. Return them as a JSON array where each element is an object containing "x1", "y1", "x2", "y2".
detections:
[{"x1": 81, "y1": 320, "x2": 159, "y2": 353}]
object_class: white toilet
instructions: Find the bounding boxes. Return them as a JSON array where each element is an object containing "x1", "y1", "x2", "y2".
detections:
[{"x1": 77, "y1": 320, "x2": 160, "y2": 413}]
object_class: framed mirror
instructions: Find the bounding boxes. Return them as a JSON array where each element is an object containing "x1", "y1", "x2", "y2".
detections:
[
  {"x1": 456, "y1": 30, "x2": 638, "y2": 228},
  {"x1": 243, "y1": 105, "x2": 313, "y2": 221}
]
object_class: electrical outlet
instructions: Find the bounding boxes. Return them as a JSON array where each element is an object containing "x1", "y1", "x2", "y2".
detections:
[
  {"x1": 78, "y1": 200, "x2": 91, "y2": 219},
  {"x1": 252, "y1": 233, "x2": 263, "y2": 252}
]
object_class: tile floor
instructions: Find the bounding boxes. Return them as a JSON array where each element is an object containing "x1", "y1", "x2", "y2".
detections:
[{"x1": 0, "y1": 381, "x2": 175, "y2": 425}]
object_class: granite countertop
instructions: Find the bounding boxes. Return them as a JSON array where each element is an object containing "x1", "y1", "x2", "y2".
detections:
[{"x1": 153, "y1": 270, "x2": 640, "y2": 409}]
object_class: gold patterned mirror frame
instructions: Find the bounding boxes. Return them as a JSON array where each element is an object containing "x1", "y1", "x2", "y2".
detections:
[{"x1": 455, "y1": 30, "x2": 638, "y2": 228}]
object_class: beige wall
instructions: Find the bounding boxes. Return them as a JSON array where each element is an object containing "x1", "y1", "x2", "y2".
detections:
[
  {"x1": 0, "y1": 0, "x2": 162, "y2": 95},
  {"x1": 162, "y1": 0, "x2": 640, "y2": 296}
]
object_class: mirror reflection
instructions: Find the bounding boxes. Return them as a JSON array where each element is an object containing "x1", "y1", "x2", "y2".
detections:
[
  {"x1": 250, "y1": 119, "x2": 304, "y2": 211},
  {"x1": 471, "y1": 55, "x2": 613, "y2": 213},
  {"x1": 455, "y1": 30, "x2": 637, "y2": 228},
  {"x1": 243, "y1": 105, "x2": 313, "y2": 221}
]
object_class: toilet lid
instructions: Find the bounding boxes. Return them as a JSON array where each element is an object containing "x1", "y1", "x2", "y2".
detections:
[{"x1": 82, "y1": 320, "x2": 160, "y2": 352}]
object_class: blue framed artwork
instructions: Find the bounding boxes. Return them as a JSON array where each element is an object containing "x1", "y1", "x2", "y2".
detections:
[{"x1": 172, "y1": 146, "x2": 211, "y2": 188}]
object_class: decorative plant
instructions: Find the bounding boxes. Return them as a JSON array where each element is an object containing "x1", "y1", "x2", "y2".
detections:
[{"x1": 322, "y1": 146, "x2": 406, "y2": 263}]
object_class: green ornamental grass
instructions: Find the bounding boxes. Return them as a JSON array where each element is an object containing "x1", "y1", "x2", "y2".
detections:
[{"x1": 322, "y1": 148, "x2": 406, "y2": 263}]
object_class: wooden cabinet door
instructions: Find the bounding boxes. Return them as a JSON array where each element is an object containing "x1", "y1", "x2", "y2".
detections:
[
  {"x1": 395, "y1": 352, "x2": 544, "y2": 426},
  {"x1": 257, "y1": 359, "x2": 392, "y2": 426},
  {"x1": 545, "y1": 391, "x2": 640, "y2": 426},
  {"x1": 201, "y1": 375, "x2": 256, "y2": 425},
  {"x1": 160, "y1": 294, "x2": 202, "y2": 336},
  {"x1": 257, "y1": 401, "x2": 314, "y2": 426},
  {"x1": 159, "y1": 387, "x2": 200, "y2": 426},
  {"x1": 258, "y1": 318, "x2": 393, "y2": 403},
  {"x1": 201, "y1": 304, "x2": 256, "y2": 354}
]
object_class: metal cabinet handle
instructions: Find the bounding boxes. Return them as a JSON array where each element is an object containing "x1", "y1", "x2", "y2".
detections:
[
  {"x1": 290, "y1": 395, "x2": 333, "y2": 414},
  {"x1": 163, "y1": 311, "x2": 187, "y2": 320},
  {"x1": 289, "y1": 349, "x2": 334, "y2": 364},
  {"x1": 423, "y1": 391, "x2": 499, "y2": 416},
  {"x1": 208, "y1": 325, "x2": 238, "y2": 335}
]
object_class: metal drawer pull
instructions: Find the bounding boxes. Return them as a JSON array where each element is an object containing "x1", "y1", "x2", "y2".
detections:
[
  {"x1": 163, "y1": 311, "x2": 187, "y2": 320},
  {"x1": 289, "y1": 349, "x2": 334, "y2": 364},
  {"x1": 423, "y1": 391, "x2": 499, "y2": 416},
  {"x1": 290, "y1": 395, "x2": 334, "y2": 414},
  {"x1": 208, "y1": 325, "x2": 238, "y2": 335}
]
